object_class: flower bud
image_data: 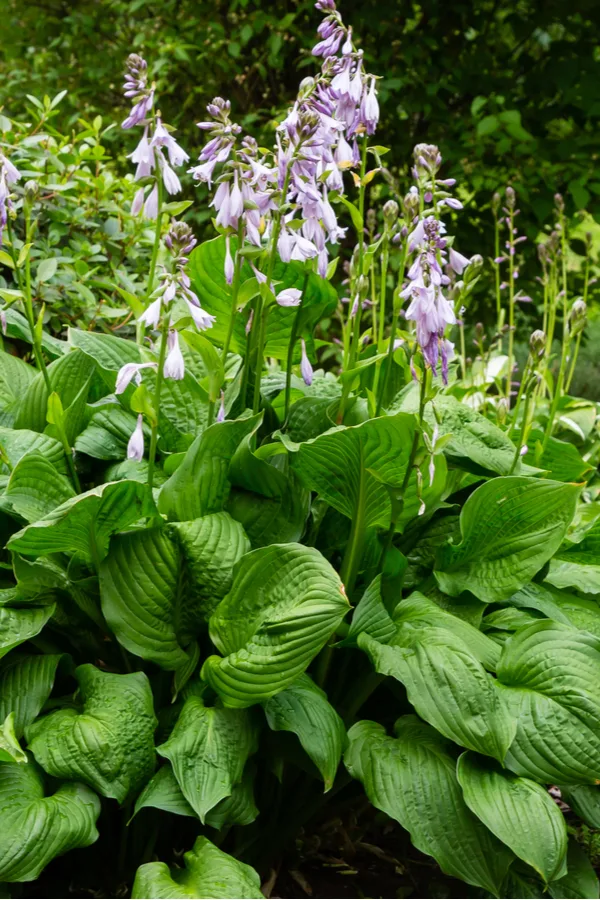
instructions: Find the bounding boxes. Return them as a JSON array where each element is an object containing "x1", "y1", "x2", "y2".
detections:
[
  {"x1": 505, "y1": 186, "x2": 516, "y2": 209},
  {"x1": 554, "y1": 192, "x2": 564, "y2": 213},
  {"x1": 468, "y1": 253, "x2": 484, "y2": 270},
  {"x1": 403, "y1": 189, "x2": 419, "y2": 220},
  {"x1": 24, "y1": 180, "x2": 39, "y2": 203},
  {"x1": 497, "y1": 397, "x2": 508, "y2": 424},
  {"x1": 529, "y1": 329, "x2": 546, "y2": 359},
  {"x1": 356, "y1": 274, "x2": 369, "y2": 298},
  {"x1": 491, "y1": 191, "x2": 501, "y2": 214},
  {"x1": 298, "y1": 76, "x2": 316, "y2": 99},
  {"x1": 366, "y1": 208, "x2": 376, "y2": 231},
  {"x1": 568, "y1": 299, "x2": 587, "y2": 336},
  {"x1": 383, "y1": 199, "x2": 399, "y2": 228}
]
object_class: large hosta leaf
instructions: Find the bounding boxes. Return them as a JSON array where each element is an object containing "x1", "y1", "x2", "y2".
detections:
[
  {"x1": 0, "y1": 653, "x2": 65, "y2": 736},
  {"x1": 0, "y1": 713, "x2": 26, "y2": 763},
  {"x1": 26, "y1": 664, "x2": 156, "y2": 803},
  {"x1": 560, "y1": 784, "x2": 600, "y2": 828},
  {"x1": 287, "y1": 413, "x2": 416, "y2": 531},
  {"x1": 359, "y1": 629, "x2": 514, "y2": 760},
  {"x1": 546, "y1": 520, "x2": 600, "y2": 595},
  {"x1": 202, "y1": 543, "x2": 349, "y2": 707},
  {"x1": 0, "y1": 351, "x2": 36, "y2": 427},
  {"x1": 14, "y1": 348, "x2": 95, "y2": 433},
  {"x1": 457, "y1": 752, "x2": 567, "y2": 883},
  {"x1": 158, "y1": 415, "x2": 261, "y2": 522},
  {"x1": 344, "y1": 716, "x2": 513, "y2": 894},
  {"x1": 524, "y1": 430, "x2": 594, "y2": 483},
  {"x1": 548, "y1": 839, "x2": 599, "y2": 900},
  {"x1": 69, "y1": 327, "x2": 141, "y2": 386},
  {"x1": 157, "y1": 694, "x2": 258, "y2": 823},
  {"x1": 8, "y1": 480, "x2": 153, "y2": 562},
  {"x1": 0, "y1": 427, "x2": 67, "y2": 475},
  {"x1": 75, "y1": 406, "x2": 150, "y2": 460},
  {"x1": 0, "y1": 605, "x2": 55, "y2": 660},
  {"x1": 435, "y1": 477, "x2": 580, "y2": 603},
  {"x1": 264, "y1": 674, "x2": 345, "y2": 791},
  {"x1": 188, "y1": 235, "x2": 337, "y2": 358},
  {"x1": 4, "y1": 452, "x2": 76, "y2": 522},
  {"x1": 0, "y1": 758, "x2": 100, "y2": 882},
  {"x1": 132, "y1": 836, "x2": 264, "y2": 899},
  {"x1": 227, "y1": 439, "x2": 310, "y2": 547},
  {"x1": 497, "y1": 621, "x2": 600, "y2": 783},
  {"x1": 100, "y1": 514, "x2": 249, "y2": 669}
]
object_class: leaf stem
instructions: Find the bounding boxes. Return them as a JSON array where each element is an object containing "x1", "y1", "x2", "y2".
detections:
[
  {"x1": 283, "y1": 272, "x2": 310, "y2": 425},
  {"x1": 221, "y1": 221, "x2": 245, "y2": 364}
]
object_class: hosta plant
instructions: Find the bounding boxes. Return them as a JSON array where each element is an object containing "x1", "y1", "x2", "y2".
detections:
[{"x1": 0, "y1": 1, "x2": 599, "y2": 898}]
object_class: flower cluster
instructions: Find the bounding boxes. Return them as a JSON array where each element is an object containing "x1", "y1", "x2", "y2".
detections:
[
  {"x1": 401, "y1": 145, "x2": 472, "y2": 383},
  {"x1": 189, "y1": 0, "x2": 380, "y2": 286},
  {"x1": 122, "y1": 54, "x2": 189, "y2": 217},
  {"x1": 0, "y1": 152, "x2": 20, "y2": 246}
]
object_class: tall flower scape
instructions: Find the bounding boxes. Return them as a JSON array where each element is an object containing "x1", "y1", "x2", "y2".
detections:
[{"x1": 0, "y1": 1, "x2": 595, "y2": 899}]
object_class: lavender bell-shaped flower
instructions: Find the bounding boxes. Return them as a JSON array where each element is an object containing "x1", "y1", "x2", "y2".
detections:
[
  {"x1": 300, "y1": 338, "x2": 313, "y2": 386},
  {"x1": 0, "y1": 152, "x2": 20, "y2": 245},
  {"x1": 216, "y1": 390, "x2": 226, "y2": 423},
  {"x1": 127, "y1": 415, "x2": 145, "y2": 461},
  {"x1": 163, "y1": 329, "x2": 185, "y2": 380},
  {"x1": 115, "y1": 361, "x2": 157, "y2": 394}
]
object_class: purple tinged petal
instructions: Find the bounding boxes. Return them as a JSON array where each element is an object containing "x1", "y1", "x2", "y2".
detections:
[
  {"x1": 127, "y1": 415, "x2": 145, "y2": 461},
  {"x1": 300, "y1": 338, "x2": 313, "y2": 386}
]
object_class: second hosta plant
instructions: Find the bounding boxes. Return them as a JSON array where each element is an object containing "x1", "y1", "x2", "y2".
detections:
[{"x1": 0, "y1": 0, "x2": 599, "y2": 898}]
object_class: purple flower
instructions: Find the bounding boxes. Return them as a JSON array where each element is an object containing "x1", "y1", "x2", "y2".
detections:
[
  {"x1": 150, "y1": 118, "x2": 189, "y2": 167},
  {"x1": 122, "y1": 54, "x2": 154, "y2": 130},
  {"x1": 139, "y1": 296, "x2": 163, "y2": 328},
  {"x1": 216, "y1": 390, "x2": 226, "y2": 423},
  {"x1": 115, "y1": 361, "x2": 157, "y2": 394},
  {"x1": 0, "y1": 152, "x2": 20, "y2": 245},
  {"x1": 131, "y1": 187, "x2": 145, "y2": 215},
  {"x1": 276, "y1": 287, "x2": 302, "y2": 307},
  {"x1": 449, "y1": 247, "x2": 471, "y2": 275},
  {"x1": 127, "y1": 414, "x2": 145, "y2": 461},
  {"x1": 144, "y1": 184, "x2": 159, "y2": 219},
  {"x1": 164, "y1": 330, "x2": 185, "y2": 380},
  {"x1": 360, "y1": 77, "x2": 379, "y2": 135},
  {"x1": 300, "y1": 338, "x2": 313, "y2": 386},
  {"x1": 224, "y1": 236, "x2": 234, "y2": 285}
]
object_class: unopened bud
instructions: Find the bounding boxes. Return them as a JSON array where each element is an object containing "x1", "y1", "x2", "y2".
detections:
[
  {"x1": 468, "y1": 254, "x2": 484, "y2": 270},
  {"x1": 569, "y1": 299, "x2": 587, "y2": 336},
  {"x1": 554, "y1": 192, "x2": 564, "y2": 213},
  {"x1": 24, "y1": 180, "x2": 39, "y2": 203},
  {"x1": 356, "y1": 274, "x2": 369, "y2": 298},
  {"x1": 529, "y1": 329, "x2": 546, "y2": 358},
  {"x1": 366, "y1": 208, "x2": 376, "y2": 231},
  {"x1": 403, "y1": 189, "x2": 419, "y2": 220},
  {"x1": 491, "y1": 191, "x2": 501, "y2": 213},
  {"x1": 383, "y1": 199, "x2": 399, "y2": 227},
  {"x1": 298, "y1": 76, "x2": 315, "y2": 99},
  {"x1": 505, "y1": 186, "x2": 516, "y2": 209},
  {"x1": 497, "y1": 397, "x2": 508, "y2": 424}
]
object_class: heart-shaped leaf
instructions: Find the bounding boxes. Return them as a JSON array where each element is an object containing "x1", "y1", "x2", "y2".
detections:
[
  {"x1": 457, "y1": 751, "x2": 567, "y2": 883},
  {"x1": 26, "y1": 664, "x2": 157, "y2": 803},
  {"x1": 0, "y1": 758, "x2": 100, "y2": 882},
  {"x1": 202, "y1": 543, "x2": 349, "y2": 707},
  {"x1": 435, "y1": 477, "x2": 580, "y2": 603},
  {"x1": 344, "y1": 716, "x2": 513, "y2": 894},
  {"x1": 132, "y1": 836, "x2": 264, "y2": 899}
]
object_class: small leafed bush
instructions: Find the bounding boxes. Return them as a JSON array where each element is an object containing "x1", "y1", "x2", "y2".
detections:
[{"x1": 0, "y1": 1, "x2": 599, "y2": 898}]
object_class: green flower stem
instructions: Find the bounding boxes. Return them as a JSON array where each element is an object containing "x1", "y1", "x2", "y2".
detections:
[
  {"x1": 509, "y1": 387, "x2": 533, "y2": 474},
  {"x1": 146, "y1": 318, "x2": 170, "y2": 497},
  {"x1": 507, "y1": 357, "x2": 530, "y2": 439},
  {"x1": 251, "y1": 165, "x2": 293, "y2": 416},
  {"x1": 54, "y1": 414, "x2": 82, "y2": 494},
  {"x1": 565, "y1": 331, "x2": 581, "y2": 394},
  {"x1": 505, "y1": 209, "x2": 515, "y2": 404},
  {"x1": 6, "y1": 215, "x2": 52, "y2": 394},
  {"x1": 221, "y1": 221, "x2": 245, "y2": 365},
  {"x1": 542, "y1": 325, "x2": 570, "y2": 454},
  {"x1": 493, "y1": 212, "x2": 502, "y2": 332},
  {"x1": 375, "y1": 242, "x2": 408, "y2": 416},
  {"x1": 371, "y1": 234, "x2": 389, "y2": 401},
  {"x1": 138, "y1": 169, "x2": 164, "y2": 344},
  {"x1": 283, "y1": 272, "x2": 310, "y2": 426}
]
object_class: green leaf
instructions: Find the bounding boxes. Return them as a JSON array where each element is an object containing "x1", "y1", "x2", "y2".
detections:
[
  {"x1": 37, "y1": 258, "x2": 58, "y2": 283},
  {"x1": 157, "y1": 694, "x2": 258, "y2": 822},
  {"x1": 0, "y1": 605, "x2": 55, "y2": 660},
  {"x1": 346, "y1": 574, "x2": 398, "y2": 646},
  {"x1": 344, "y1": 716, "x2": 513, "y2": 894},
  {"x1": 0, "y1": 758, "x2": 100, "y2": 882},
  {"x1": 560, "y1": 784, "x2": 600, "y2": 828},
  {"x1": 158, "y1": 415, "x2": 262, "y2": 522},
  {"x1": 0, "y1": 654, "x2": 65, "y2": 737},
  {"x1": 132, "y1": 836, "x2": 264, "y2": 899},
  {"x1": 14, "y1": 349, "x2": 95, "y2": 433},
  {"x1": 134, "y1": 764, "x2": 196, "y2": 819},
  {"x1": 497, "y1": 621, "x2": 600, "y2": 783},
  {"x1": 287, "y1": 413, "x2": 417, "y2": 530},
  {"x1": 0, "y1": 351, "x2": 36, "y2": 427},
  {"x1": 0, "y1": 713, "x2": 27, "y2": 763},
  {"x1": 69, "y1": 327, "x2": 141, "y2": 383},
  {"x1": 227, "y1": 439, "x2": 311, "y2": 547},
  {"x1": 546, "y1": 520, "x2": 600, "y2": 595},
  {"x1": 393, "y1": 592, "x2": 501, "y2": 670},
  {"x1": 100, "y1": 514, "x2": 249, "y2": 669},
  {"x1": 4, "y1": 452, "x2": 76, "y2": 522},
  {"x1": 75, "y1": 405, "x2": 150, "y2": 460},
  {"x1": 202, "y1": 543, "x2": 350, "y2": 707},
  {"x1": 457, "y1": 752, "x2": 567, "y2": 882},
  {"x1": 359, "y1": 629, "x2": 514, "y2": 760},
  {"x1": 2, "y1": 308, "x2": 66, "y2": 358},
  {"x1": 435, "y1": 477, "x2": 580, "y2": 603},
  {"x1": 181, "y1": 331, "x2": 223, "y2": 403},
  {"x1": 0, "y1": 426, "x2": 67, "y2": 475},
  {"x1": 26, "y1": 664, "x2": 157, "y2": 803},
  {"x1": 8, "y1": 480, "x2": 153, "y2": 563},
  {"x1": 188, "y1": 236, "x2": 337, "y2": 358},
  {"x1": 548, "y1": 839, "x2": 599, "y2": 900},
  {"x1": 264, "y1": 674, "x2": 345, "y2": 791},
  {"x1": 525, "y1": 430, "x2": 593, "y2": 482}
]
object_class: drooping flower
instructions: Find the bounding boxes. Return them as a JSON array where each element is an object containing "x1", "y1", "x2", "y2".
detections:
[
  {"x1": 0, "y1": 152, "x2": 20, "y2": 245},
  {"x1": 216, "y1": 390, "x2": 226, "y2": 423},
  {"x1": 115, "y1": 361, "x2": 158, "y2": 394},
  {"x1": 163, "y1": 329, "x2": 185, "y2": 380},
  {"x1": 276, "y1": 287, "x2": 303, "y2": 307},
  {"x1": 300, "y1": 338, "x2": 313, "y2": 386},
  {"x1": 127, "y1": 414, "x2": 145, "y2": 461}
]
